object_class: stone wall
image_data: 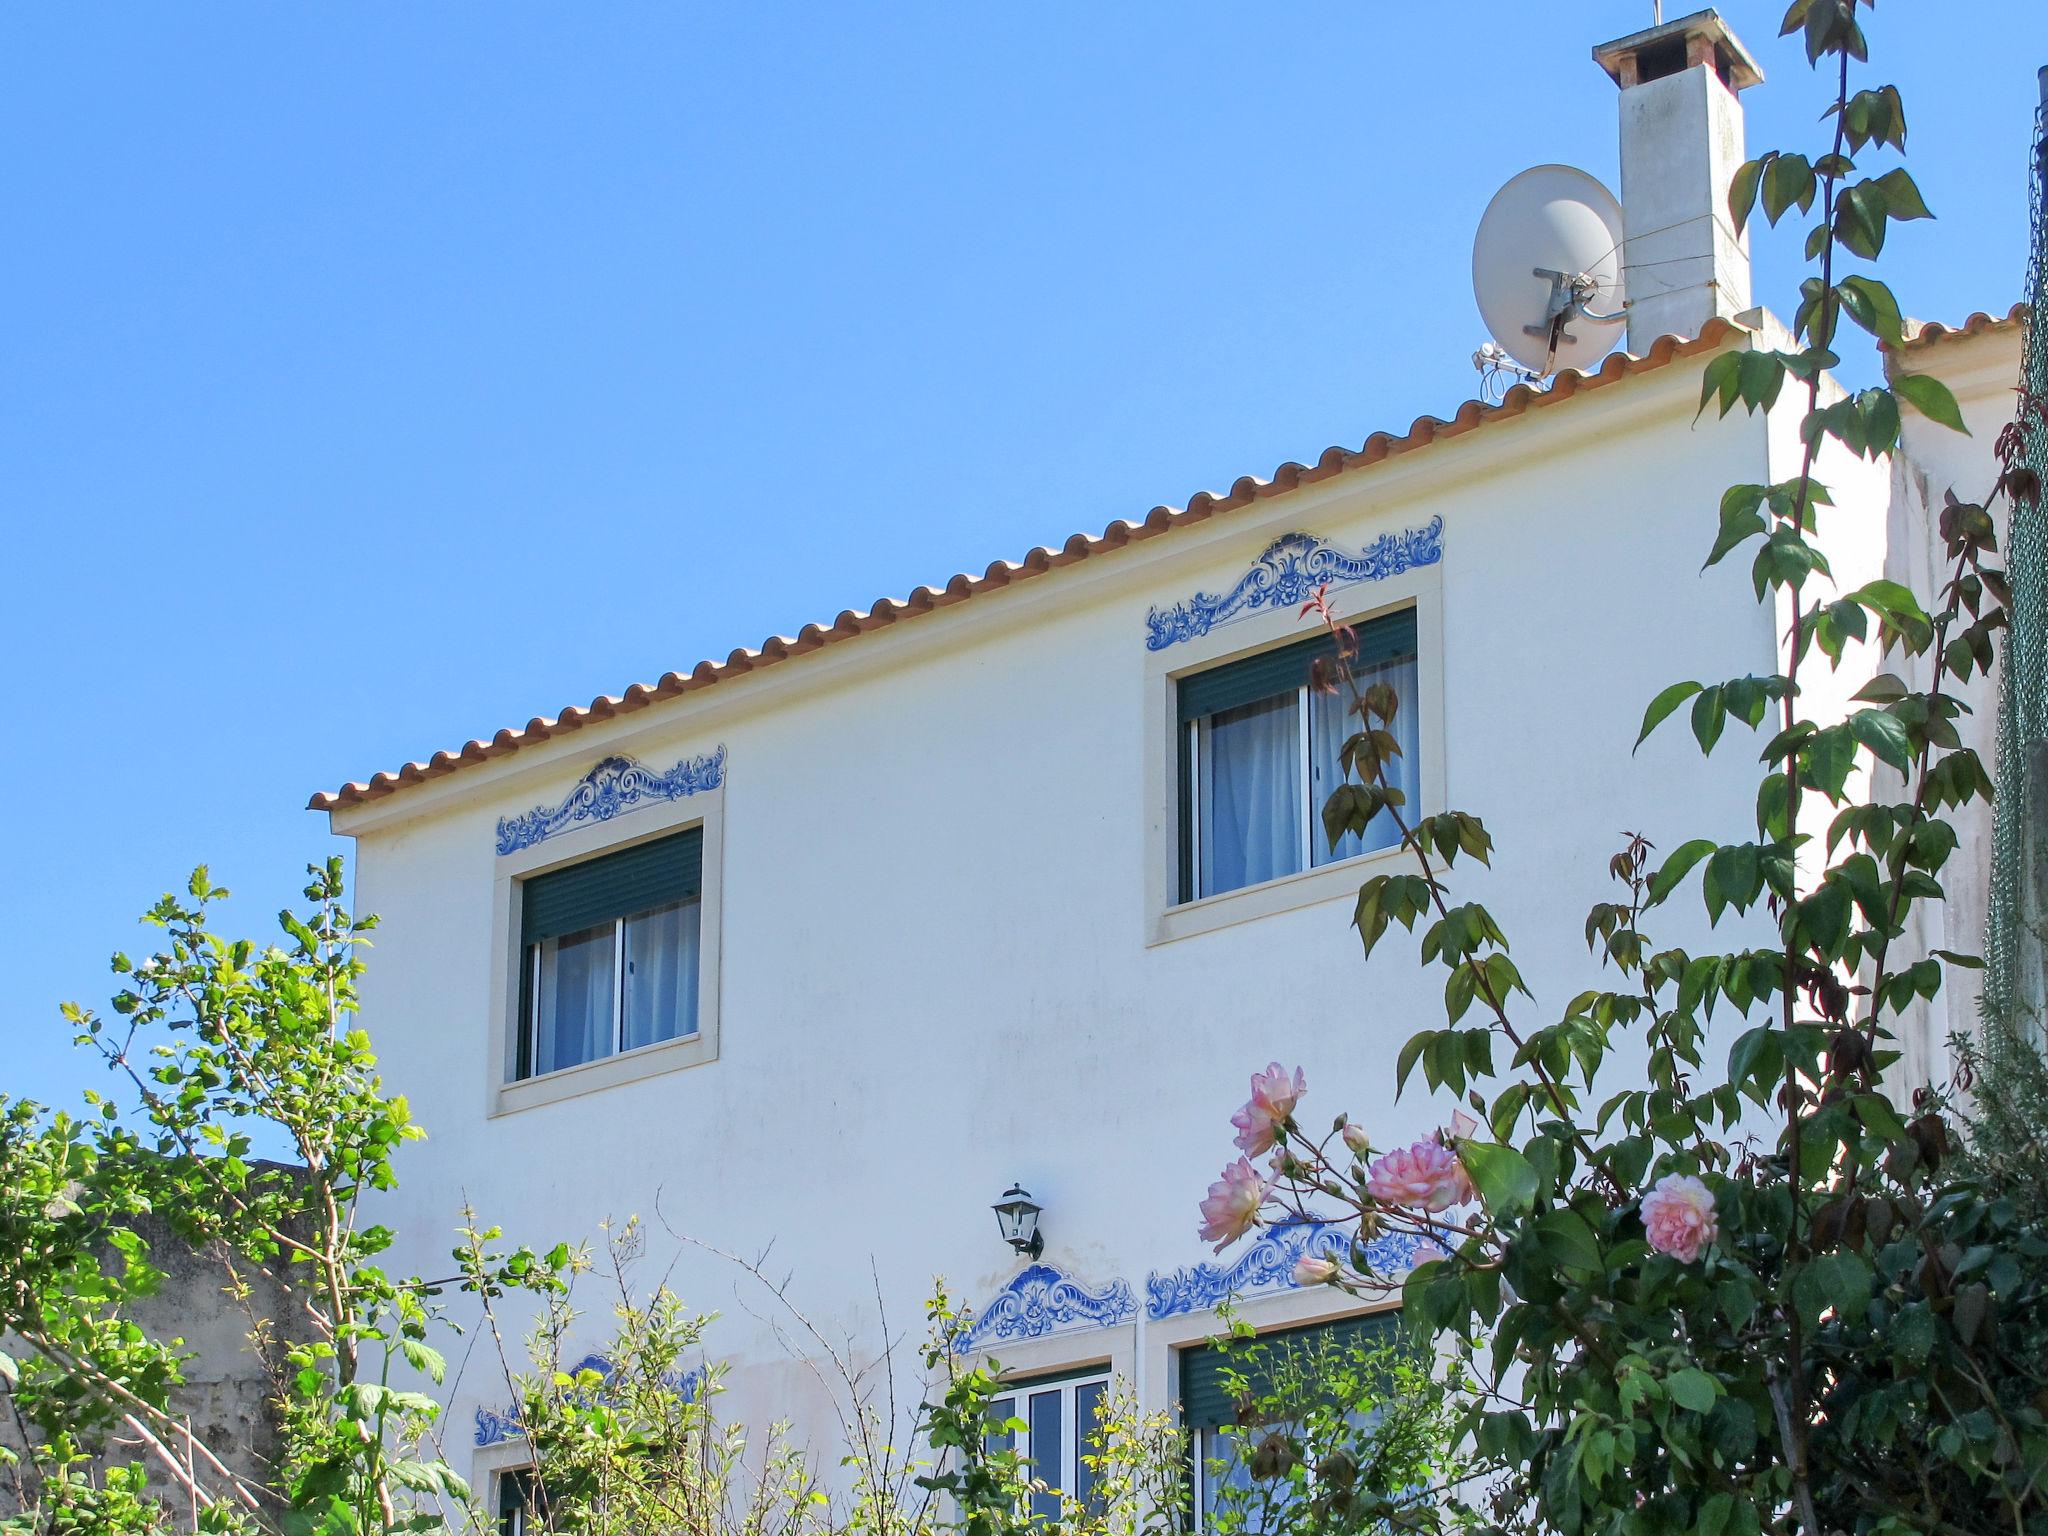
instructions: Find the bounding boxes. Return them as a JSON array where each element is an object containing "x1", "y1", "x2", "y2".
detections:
[{"x1": 0, "y1": 1172, "x2": 317, "y2": 1527}]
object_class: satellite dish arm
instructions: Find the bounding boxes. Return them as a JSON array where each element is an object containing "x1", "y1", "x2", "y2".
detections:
[{"x1": 1524, "y1": 268, "x2": 1625, "y2": 363}]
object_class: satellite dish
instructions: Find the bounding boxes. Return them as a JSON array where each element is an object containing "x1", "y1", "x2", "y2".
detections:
[{"x1": 1472, "y1": 164, "x2": 1629, "y2": 376}]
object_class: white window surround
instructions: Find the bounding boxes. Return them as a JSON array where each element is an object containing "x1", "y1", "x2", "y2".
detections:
[
  {"x1": 486, "y1": 785, "x2": 724, "y2": 1117},
  {"x1": 1143, "y1": 559, "x2": 1445, "y2": 946},
  {"x1": 472, "y1": 1440, "x2": 536, "y2": 1531},
  {"x1": 972, "y1": 1326, "x2": 1132, "y2": 1393}
]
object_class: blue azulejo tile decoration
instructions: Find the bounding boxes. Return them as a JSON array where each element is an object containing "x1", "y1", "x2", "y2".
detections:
[
  {"x1": 1144, "y1": 518, "x2": 1444, "y2": 651},
  {"x1": 474, "y1": 1354, "x2": 701, "y2": 1447},
  {"x1": 950, "y1": 1263, "x2": 1139, "y2": 1353},
  {"x1": 496, "y1": 747, "x2": 726, "y2": 856},
  {"x1": 1143, "y1": 1221, "x2": 1433, "y2": 1320}
]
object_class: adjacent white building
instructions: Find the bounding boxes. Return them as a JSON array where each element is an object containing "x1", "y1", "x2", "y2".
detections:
[{"x1": 311, "y1": 10, "x2": 2018, "y2": 1522}]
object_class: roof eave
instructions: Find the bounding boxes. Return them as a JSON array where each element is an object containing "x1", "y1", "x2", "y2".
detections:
[{"x1": 311, "y1": 319, "x2": 1755, "y2": 817}]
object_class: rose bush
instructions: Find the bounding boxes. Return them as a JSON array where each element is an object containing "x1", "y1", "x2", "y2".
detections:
[{"x1": 1199, "y1": 6, "x2": 2048, "y2": 1533}]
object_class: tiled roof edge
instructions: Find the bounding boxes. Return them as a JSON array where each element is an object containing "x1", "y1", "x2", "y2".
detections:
[
  {"x1": 312, "y1": 320, "x2": 1743, "y2": 813},
  {"x1": 1889, "y1": 303, "x2": 2027, "y2": 353}
]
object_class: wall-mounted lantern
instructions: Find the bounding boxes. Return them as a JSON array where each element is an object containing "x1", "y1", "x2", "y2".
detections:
[{"x1": 992, "y1": 1183, "x2": 1044, "y2": 1260}]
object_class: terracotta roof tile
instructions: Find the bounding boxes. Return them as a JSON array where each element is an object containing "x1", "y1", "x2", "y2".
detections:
[
  {"x1": 312, "y1": 320, "x2": 1742, "y2": 814},
  {"x1": 1891, "y1": 303, "x2": 2028, "y2": 352}
]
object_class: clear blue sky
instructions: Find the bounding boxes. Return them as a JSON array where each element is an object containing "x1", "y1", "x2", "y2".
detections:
[{"x1": 3, "y1": 3, "x2": 2040, "y2": 1110}]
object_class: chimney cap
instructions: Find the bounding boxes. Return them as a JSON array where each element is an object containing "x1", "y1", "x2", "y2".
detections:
[{"x1": 1593, "y1": 8, "x2": 1763, "y2": 93}]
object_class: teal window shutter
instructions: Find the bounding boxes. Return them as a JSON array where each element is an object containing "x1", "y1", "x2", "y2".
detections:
[
  {"x1": 1178, "y1": 1309, "x2": 1405, "y2": 1430},
  {"x1": 1175, "y1": 608, "x2": 1417, "y2": 725},
  {"x1": 521, "y1": 829, "x2": 703, "y2": 945}
]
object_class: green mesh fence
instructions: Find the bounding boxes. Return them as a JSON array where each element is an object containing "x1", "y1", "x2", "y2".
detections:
[{"x1": 1981, "y1": 71, "x2": 2048, "y2": 1042}]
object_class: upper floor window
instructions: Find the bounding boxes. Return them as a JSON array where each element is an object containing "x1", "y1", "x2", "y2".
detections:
[
  {"x1": 988, "y1": 1365, "x2": 1112, "y2": 1525},
  {"x1": 516, "y1": 828, "x2": 703, "y2": 1080},
  {"x1": 1176, "y1": 608, "x2": 1419, "y2": 903}
]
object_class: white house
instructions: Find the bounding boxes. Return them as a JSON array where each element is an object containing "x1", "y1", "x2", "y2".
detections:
[{"x1": 310, "y1": 11, "x2": 2016, "y2": 1525}]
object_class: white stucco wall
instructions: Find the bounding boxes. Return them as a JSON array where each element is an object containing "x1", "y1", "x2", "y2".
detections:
[
  {"x1": 332, "y1": 331, "x2": 1886, "y2": 1489},
  {"x1": 1876, "y1": 323, "x2": 2023, "y2": 1092}
]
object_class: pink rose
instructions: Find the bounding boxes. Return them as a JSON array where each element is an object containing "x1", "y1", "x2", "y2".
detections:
[
  {"x1": 1198, "y1": 1157, "x2": 1268, "y2": 1252},
  {"x1": 1292, "y1": 1254, "x2": 1338, "y2": 1286},
  {"x1": 1641, "y1": 1173, "x2": 1718, "y2": 1263},
  {"x1": 1230, "y1": 1063, "x2": 1307, "y2": 1156},
  {"x1": 1365, "y1": 1140, "x2": 1474, "y2": 1213}
]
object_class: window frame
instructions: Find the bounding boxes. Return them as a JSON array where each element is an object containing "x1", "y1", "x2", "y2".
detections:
[
  {"x1": 1143, "y1": 552, "x2": 1444, "y2": 946},
  {"x1": 1174, "y1": 611, "x2": 1420, "y2": 905},
  {"x1": 486, "y1": 778, "x2": 725, "y2": 1118},
  {"x1": 990, "y1": 1363, "x2": 1116, "y2": 1526},
  {"x1": 515, "y1": 829, "x2": 705, "y2": 1080}
]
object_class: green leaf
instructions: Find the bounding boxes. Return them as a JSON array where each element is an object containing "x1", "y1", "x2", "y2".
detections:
[
  {"x1": 1761, "y1": 153, "x2": 1816, "y2": 225},
  {"x1": 1836, "y1": 180, "x2": 1888, "y2": 258},
  {"x1": 1691, "y1": 684, "x2": 1727, "y2": 754},
  {"x1": 1850, "y1": 708, "x2": 1913, "y2": 772},
  {"x1": 1891, "y1": 1306, "x2": 1936, "y2": 1368},
  {"x1": 1737, "y1": 349, "x2": 1785, "y2": 411},
  {"x1": 1395, "y1": 1030, "x2": 1431, "y2": 1096},
  {"x1": 1705, "y1": 485, "x2": 1770, "y2": 570},
  {"x1": 1697, "y1": 352, "x2": 1743, "y2": 419},
  {"x1": 1894, "y1": 371, "x2": 1970, "y2": 435},
  {"x1": 1727, "y1": 156, "x2": 1767, "y2": 234},
  {"x1": 1667, "y1": 1368, "x2": 1720, "y2": 1414},
  {"x1": 1648, "y1": 839, "x2": 1716, "y2": 907},
  {"x1": 400, "y1": 1339, "x2": 447, "y2": 1385},
  {"x1": 1874, "y1": 166, "x2": 1932, "y2": 221},
  {"x1": 1636, "y1": 681, "x2": 1703, "y2": 750},
  {"x1": 1534, "y1": 1208, "x2": 1603, "y2": 1272},
  {"x1": 1836, "y1": 275, "x2": 1903, "y2": 346},
  {"x1": 1460, "y1": 1141, "x2": 1538, "y2": 1217},
  {"x1": 1727, "y1": 1025, "x2": 1784, "y2": 1097}
]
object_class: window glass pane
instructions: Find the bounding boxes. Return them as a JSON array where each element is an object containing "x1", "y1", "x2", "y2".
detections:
[
  {"x1": 982, "y1": 1395, "x2": 1018, "y2": 1516},
  {"x1": 1308, "y1": 650, "x2": 1419, "y2": 866},
  {"x1": 1073, "y1": 1379, "x2": 1107, "y2": 1517},
  {"x1": 534, "y1": 923, "x2": 615, "y2": 1074},
  {"x1": 1028, "y1": 1389, "x2": 1064, "y2": 1525},
  {"x1": 1200, "y1": 1424, "x2": 1303, "y2": 1534},
  {"x1": 1198, "y1": 1427, "x2": 1252, "y2": 1529},
  {"x1": 1198, "y1": 691, "x2": 1303, "y2": 897},
  {"x1": 986, "y1": 1395, "x2": 1017, "y2": 1455},
  {"x1": 622, "y1": 899, "x2": 700, "y2": 1051}
]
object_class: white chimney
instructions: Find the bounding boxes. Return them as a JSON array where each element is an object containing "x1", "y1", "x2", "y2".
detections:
[{"x1": 1592, "y1": 9, "x2": 1764, "y2": 353}]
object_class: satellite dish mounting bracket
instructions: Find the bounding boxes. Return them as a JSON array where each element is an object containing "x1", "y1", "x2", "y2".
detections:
[{"x1": 1522, "y1": 266, "x2": 1627, "y2": 350}]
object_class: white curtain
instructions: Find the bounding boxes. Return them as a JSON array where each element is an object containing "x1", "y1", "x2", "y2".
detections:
[
  {"x1": 623, "y1": 899, "x2": 701, "y2": 1050},
  {"x1": 538, "y1": 923, "x2": 614, "y2": 1073},
  {"x1": 1199, "y1": 692, "x2": 1303, "y2": 896},
  {"x1": 1310, "y1": 652, "x2": 1420, "y2": 865}
]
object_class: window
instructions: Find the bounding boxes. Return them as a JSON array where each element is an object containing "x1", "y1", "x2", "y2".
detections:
[
  {"x1": 1180, "y1": 1311, "x2": 1402, "y2": 1531},
  {"x1": 988, "y1": 1366, "x2": 1112, "y2": 1525},
  {"x1": 1176, "y1": 609, "x2": 1420, "y2": 902},
  {"x1": 496, "y1": 1469, "x2": 542, "y2": 1535},
  {"x1": 516, "y1": 828, "x2": 703, "y2": 1080}
]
